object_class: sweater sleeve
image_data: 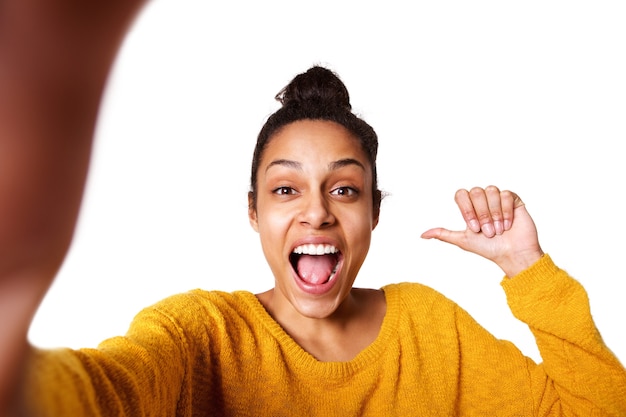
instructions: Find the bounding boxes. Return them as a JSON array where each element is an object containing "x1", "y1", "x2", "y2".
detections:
[
  {"x1": 21, "y1": 294, "x2": 206, "y2": 417},
  {"x1": 501, "y1": 254, "x2": 626, "y2": 416}
]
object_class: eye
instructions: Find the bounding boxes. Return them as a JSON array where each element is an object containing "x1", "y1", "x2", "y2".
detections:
[
  {"x1": 330, "y1": 186, "x2": 358, "y2": 197},
  {"x1": 273, "y1": 186, "x2": 297, "y2": 196}
]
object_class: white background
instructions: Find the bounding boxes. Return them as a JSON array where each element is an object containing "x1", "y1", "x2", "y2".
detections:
[{"x1": 29, "y1": 1, "x2": 625, "y2": 365}]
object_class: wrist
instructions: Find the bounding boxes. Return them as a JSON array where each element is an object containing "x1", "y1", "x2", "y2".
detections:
[{"x1": 500, "y1": 248, "x2": 545, "y2": 278}]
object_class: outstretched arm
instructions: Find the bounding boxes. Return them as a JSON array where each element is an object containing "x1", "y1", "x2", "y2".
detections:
[{"x1": 0, "y1": 0, "x2": 146, "y2": 414}]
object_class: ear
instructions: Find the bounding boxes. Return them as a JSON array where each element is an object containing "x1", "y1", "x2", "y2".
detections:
[
  {"x1": 248, "y1": 192, "x2": 259, "y2": 232},
  {"x1": 372, "y1": 189, "x2": 382, "y2": 231}
]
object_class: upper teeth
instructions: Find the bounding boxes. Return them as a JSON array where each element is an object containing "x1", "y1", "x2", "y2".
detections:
[{"x1": 293, "y1": 244, "x2": 338, "y2": 255}]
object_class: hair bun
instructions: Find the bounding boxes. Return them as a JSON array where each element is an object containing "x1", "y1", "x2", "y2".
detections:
[{"x1": 276, "y1": 66, "x2": 352, "y2": 111}]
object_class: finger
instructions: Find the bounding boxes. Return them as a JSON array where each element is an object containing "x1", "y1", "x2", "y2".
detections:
[
  {"x1": 420, "y1": 228, "x2": 467, "y2": 249},
  {"x1": 500, "y1": 190, "x2": 524, "y2": 231},
  {"x1": 454, "y1": 189, "x2": 481, "y2": 233},
  {"x1": 468, "y1": 187, "x2": 496, "y2": 237},
  {"x1": 485, "y1": 185, "x2": 504, "y2": 235},
  {"x1": 420, "y1": 228, "x2": 440, "y2": 239}
]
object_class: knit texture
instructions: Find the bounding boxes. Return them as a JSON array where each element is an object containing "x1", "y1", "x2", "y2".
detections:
[{"x1": 23, "y1": 255, "x2": 626, "y2": 416}]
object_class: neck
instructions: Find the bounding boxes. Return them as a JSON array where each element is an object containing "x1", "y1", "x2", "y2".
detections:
[{"x1": 256, "y1": 288, "x2": 385, "y2": 362}]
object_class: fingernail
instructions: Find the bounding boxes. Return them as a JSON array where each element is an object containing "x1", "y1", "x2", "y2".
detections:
[
  {"x1": 482, "y1": 223, "x2": 495, "y2": 237},
  {"x1": 469, "y1": 220, "x2": 480, "y2": 232},
  {"x1": 494, "y1": 220, "x2": 503, "y2": 235},
  {"x1": 504, "y1": 220, "x2": 512, "y2": 230}
]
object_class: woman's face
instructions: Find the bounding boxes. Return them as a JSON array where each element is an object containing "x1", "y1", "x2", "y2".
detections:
[{"x1": 249, "y1": 120, "x2": 379, "y2": 319}]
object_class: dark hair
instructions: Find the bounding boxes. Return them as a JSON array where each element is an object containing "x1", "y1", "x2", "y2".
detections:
[{"x1": 249, "y1": 66, "x2": 382, "y2": 218}]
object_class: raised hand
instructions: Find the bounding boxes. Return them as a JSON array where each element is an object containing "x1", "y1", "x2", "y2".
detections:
[{"x1": 421, "y1": 186, "x2": 544, "y2": 277}]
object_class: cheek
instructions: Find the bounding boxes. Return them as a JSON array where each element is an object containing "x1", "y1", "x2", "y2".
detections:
[
  {"x1": 342, "y1": 206, "x2": 374, "y2": 249},
  {"x1": 351, "y1": 226, "x2": 373, "y2": 255},
  {"x1": 257, "y1": 208, "x2": 291, "y2": 248}
]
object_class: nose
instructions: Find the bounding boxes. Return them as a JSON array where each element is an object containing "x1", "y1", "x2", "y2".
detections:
[{"x1": 299, "y1": 191, "x2": 335, "y2": 229}]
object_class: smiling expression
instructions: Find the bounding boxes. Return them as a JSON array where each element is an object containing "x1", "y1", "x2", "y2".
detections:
[{"x1": 249, "y1": 119, "x2": 379, "y2": 320}]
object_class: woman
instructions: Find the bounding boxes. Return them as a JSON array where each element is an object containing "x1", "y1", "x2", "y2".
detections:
[
  {"x1": 2, "y1": 2, "x2": 625, "y2": 416},
  {"x1": 13, "y1": 65, "x2": 626, "y2": 416}
]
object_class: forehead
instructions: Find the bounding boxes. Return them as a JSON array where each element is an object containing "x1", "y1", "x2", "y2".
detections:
[{"x1": 262, "y1": 120, "x2": 368, "y2": 165}]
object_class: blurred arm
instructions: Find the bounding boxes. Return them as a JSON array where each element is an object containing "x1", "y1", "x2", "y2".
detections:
[{"x1": 0, "y1": 0, "x2": 147, "y2": 414}]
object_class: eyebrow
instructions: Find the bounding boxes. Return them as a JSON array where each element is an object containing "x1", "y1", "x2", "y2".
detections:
[
  {"x1": 329, "y1": 158, "x2": 366, "y2": 171},
  {"x1": 265, "y1": 158, "x2": 366, "y2": 173},
  {"x1": 266, "y1": 159, "x2": 302, "y2": 172}
]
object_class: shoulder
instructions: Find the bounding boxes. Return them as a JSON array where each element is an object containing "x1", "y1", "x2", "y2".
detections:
[
  {"x1": 131, "y1": 290, "x2": 261, "y2": 333},
  {"x1": 381, "y1": 282, "x2": 462, "y2": 334},
  {"x1": 382, "y1": 282, "x2": 458, "y2": 311},
  {"x1": 153, "y1": 289, "x2": 255, "y2": 309}
]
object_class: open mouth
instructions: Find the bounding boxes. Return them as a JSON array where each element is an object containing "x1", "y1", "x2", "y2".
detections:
[{"x1": 290, "y1": 244, "x2": 341, "y2": 286}]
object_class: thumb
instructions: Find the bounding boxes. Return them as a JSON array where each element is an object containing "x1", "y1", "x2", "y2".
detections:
[{"x1": 421, "y1": 227, "x2": 468, "y2": 248}]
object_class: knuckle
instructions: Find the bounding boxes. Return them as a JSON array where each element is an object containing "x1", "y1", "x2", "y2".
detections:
[{"x1": 478, "y1": 212, "x2": 492, "y2": 222}]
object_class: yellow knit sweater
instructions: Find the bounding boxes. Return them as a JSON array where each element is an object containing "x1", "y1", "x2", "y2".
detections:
[{"x1": 23, "y1": 255, "x2": 626, "y2": 416}]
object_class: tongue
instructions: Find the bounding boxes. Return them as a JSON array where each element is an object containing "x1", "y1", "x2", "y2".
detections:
[{"x1": 297, "y1": 254, "x2": 336, "y2": 285}]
